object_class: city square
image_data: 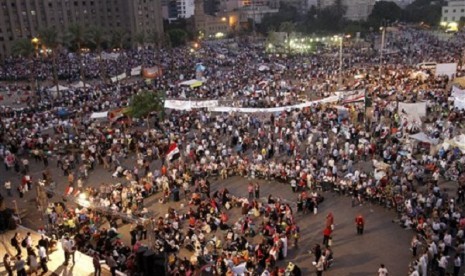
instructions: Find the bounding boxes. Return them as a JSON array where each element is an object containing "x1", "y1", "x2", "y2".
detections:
[{"x1": 1, "y1": 0, "x2": 465, "y2": 276}]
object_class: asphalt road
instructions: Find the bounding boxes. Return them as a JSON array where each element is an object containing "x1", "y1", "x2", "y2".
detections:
[{"x1": 0, "y1": 155, "x2": 414, "y2": 276}]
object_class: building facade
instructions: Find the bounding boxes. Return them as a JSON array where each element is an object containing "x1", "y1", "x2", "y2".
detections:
[
  {"x1": 442, "y1": 0, "x2": 465, "y2": 23},
  {"x1": 319, "y1": 0, "x2": 375, "y2": 21},
  {"x1": 0, "y1": 0, "x2": 163, "y2": 59}
]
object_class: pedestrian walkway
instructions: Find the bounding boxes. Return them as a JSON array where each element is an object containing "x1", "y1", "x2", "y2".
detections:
[{"x1": 0, "y1": 226, "x2": 110, "y2": 276}]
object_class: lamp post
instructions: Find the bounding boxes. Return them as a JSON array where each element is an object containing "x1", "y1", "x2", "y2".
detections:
[
  {"x1": 31, "y1": 37, "x2": 39, "y2": 57},
  {"x1": 379, "y1": 27, "x2": 386, "y2": 78},
  {"x1": 337, "y1": 35, "x2": 351, "y2": 89}
]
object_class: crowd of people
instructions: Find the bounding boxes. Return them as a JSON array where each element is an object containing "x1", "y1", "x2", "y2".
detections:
[{"x1": 2, "y1": 25, "x2": 465, "y2": 275}]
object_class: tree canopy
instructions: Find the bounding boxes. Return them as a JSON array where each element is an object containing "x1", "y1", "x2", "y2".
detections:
[{"x1": 126, "y1": 90, "x2": 165, "y2": 119}]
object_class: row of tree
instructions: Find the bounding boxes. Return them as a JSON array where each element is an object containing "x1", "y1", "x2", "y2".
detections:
[
  {"x1": 259, "y1": 0, "x2": 446, "y2": 36},
  {"x1": 11, "y1": 24, "x2": 137, "y2": 101}
]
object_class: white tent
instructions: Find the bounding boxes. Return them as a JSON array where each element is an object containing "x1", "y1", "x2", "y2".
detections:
[
  {"x1": 71, "y1": 81, "x2": 87, "y2": 88},
  {"x1": 409, "y1": 132, "x2": 439, "y2": 145},
  {"x1": 47, "y1": 85, "x2": 69, "y2": 92},
  {"x1": 443, "y1": 134, "x2": 465, "y2": 153},
  {"x1": 258, "y1": 65, "x2": 270, "y2": 72}
]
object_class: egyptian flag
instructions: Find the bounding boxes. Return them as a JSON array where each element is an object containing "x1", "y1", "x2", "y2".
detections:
[{"x1": 166, "y1": 142, "x2": 180, "y2": 162}]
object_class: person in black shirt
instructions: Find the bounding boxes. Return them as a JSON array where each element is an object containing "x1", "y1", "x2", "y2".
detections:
[{"x1": 38, "y1": 235, "x2": 50, "y2": 260}]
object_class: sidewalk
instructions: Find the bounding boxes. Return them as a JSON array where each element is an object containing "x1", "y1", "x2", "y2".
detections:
[{"x1": 0, "y1": 226, "x2": 110, "y2": 276}]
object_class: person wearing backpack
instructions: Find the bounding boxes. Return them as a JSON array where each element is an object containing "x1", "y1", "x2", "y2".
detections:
[{"x1": 10, "y1": 232, "x2": 21, "y2": 256}]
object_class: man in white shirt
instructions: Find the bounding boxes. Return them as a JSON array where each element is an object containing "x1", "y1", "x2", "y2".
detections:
[
  {"x1": 438, "y1": 254, "x2": 448, "y2": 276},
  {"x1": 4, "y1": 180, "x2": 11, "y2": 196},
  {"x1": 38, "y1": 245, "x2": 48, "y2": 273},
  {"x1": 454, "y1": 254, "x2": 461, "y2": 276}
]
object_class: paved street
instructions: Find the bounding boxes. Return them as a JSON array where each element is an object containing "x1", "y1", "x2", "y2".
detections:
[{"x1": 0, "y1": 155, "x2": 415, "y2": 275}]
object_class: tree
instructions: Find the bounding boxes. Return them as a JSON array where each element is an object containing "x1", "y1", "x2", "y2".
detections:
[
  {"x1": 66, "y1": 24, "x2": 88, "y2": 89},
  {"x1": 258, "y1": 3, "x2": 300, "y2": 34},
  {"x1": 87, "y1": 26, "x2": 107, "y2": 81},
  {"x1": 134, "y1": 32, "x2": 146, "y2": 49},
  {"x1": 368, "y1": 1, "x2": 404, "y2": 28},
  {"x1": 167, "y1": 29, "x2": 188, "y2": 47},
  {"x1": 110, "y1": 28, "x2": 128, "y2": 50},
  {"x1": 126, "y1": 90, "x2": 165, "y2": 128},
  {"x1": 279, "y1": 22, "x2": 295, "y2": 54},
  {"x1": 11, "y1": 39, "x2": 36, "y2": 103},
  {"x1": 404, "y1": 0, "x2": 445, "y2": 26},
  {"x1": 148, "y1": 31, "x2": 161, "y2": 48},
  {"x1": 39, "y1": 27, "x2": 61, "y2": 99}
]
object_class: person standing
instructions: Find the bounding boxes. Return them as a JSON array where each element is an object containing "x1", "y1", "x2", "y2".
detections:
[
  {"x1": 326, "y1": 212, "x2": 334, "y2": 230},
  {"x1": 247, "y1": 183, "x2": 254, "y2": 200},
  {"x1": 315, "y1": 254, "x2": 325, "y2": 276},
  {"x1": 93, "y1": 252, "x2": 102, "y2": 276},
  {"x1": 27, "y1": 249, "x2": 39, "y2": 275},
  {"x1": 11, "y1": 232, "x2": 22, "y2": 256},
  {"x1": 411, "y1": 236, "x2": 419, "y2": 257},
  {"x1": 322, "y1": 227, "x2": 332, "y2": 247},
  {"x1": 14, "y1": 255, "x2": 26, "y2": 276},
  {"x1": 4, "y1": 180, "x2": 11, "y2": 196},
  {"x1": 62, "y1": 236, "x2": 71, "y2": 265},
  {"x1": 453, "y1": 253, "x2": 461, "y2": 276},
  {"x1": 355, "y1": 214, "x2": 364, "y2": 235},
  {"x1": 254, "y1": 182, "x2": 260, "y2": 199},
  {"x1": 3, "y1": 253, "x2": 13, "y2": 276},
  {"x1": 438, "y1": 254, "x2": 448, "y2": 276},
  {"x1": 378, "y1": 264, "x2": 388, "y2": 276},
  {"x1": 25, "y1": 232, "x2": 33, "y2": 249},
  {"x1": 106, "y1": 253, "x2": 118, "y2": 276},
  {"x1": 38, "y1": 235, "x2": 50, "y2": 261},
  {"x1": 38, "y1": 245, "x2": 48, "y2": 274}
]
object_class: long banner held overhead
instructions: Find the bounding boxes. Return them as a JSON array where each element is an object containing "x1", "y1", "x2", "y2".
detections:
[
  {"x1": 164, "y1": 96, "x2": 340, "y2": 112},
  {"x1": 164, "y1": 100, "x2": 219, "y2": 111},
  {"x1": 334, "y1": 89, "x2": 365, "y2": 104}
]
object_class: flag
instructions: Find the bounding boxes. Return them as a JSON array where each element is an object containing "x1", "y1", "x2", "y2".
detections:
[{"x1": 166, "y1": 143, "x2": 180, "y2": 162}]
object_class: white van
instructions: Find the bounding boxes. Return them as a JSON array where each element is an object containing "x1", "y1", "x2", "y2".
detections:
[{"x1": 416, "y1": 62, "x2": 437, "y2": 70}]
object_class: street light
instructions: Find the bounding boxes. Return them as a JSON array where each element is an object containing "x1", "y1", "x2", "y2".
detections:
[
  {"x1": 337, "y1": 34, "x2": 351, "y2": 88},
  {"x1": 379, "y1": 26, "x2": 386, "y2": 78}
]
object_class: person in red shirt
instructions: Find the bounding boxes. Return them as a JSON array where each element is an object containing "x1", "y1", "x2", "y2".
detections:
[
  {"x1": 355, "y1": 214, "x2": 364, "y2": 235},
  {"x1": 323, "y1": 226, "x2": 332, "y2": 247}
]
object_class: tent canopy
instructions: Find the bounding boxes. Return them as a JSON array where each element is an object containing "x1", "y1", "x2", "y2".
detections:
[
  {"x1": 409, "y1": 132, "x2": 439, "y2": 145},
  {"x1": 179, "y1": 79, "x2": 203, "y2": 88},
  {"x1": 71, "y1": 81, "x2": 84, "y2": 88},
  {"x1": 47, "y1": 85, "x2": 69, "y2": 92},
  {"x1": 90, "y1": 111, "x2": 108, "y2": 119}
]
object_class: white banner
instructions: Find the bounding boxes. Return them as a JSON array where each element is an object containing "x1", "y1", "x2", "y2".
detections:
[
  {"x1": 398, "y1": 102, "x2": 427, "y2": 124},
  {"x1": 111, "y1": 73, "x2": 127, "y2": 83},
  {"x1": 164, "y1": 100, "x2": 219, "y2": 110},
  {"x1": 208, "y1": 96, "x2": 339, "y2": 113},
  {"x1": 334, "y1": 89, "x2": 365, "y2": 103},
  {"x1": 90, "y1": 111, "x2": 108, "y2": 119},
  {"x1": 101, "y1": 52, "x2": 120, "y2": 60},
  {"x1": 131, "y1": 66, "x2": 142, "y2": 76}
]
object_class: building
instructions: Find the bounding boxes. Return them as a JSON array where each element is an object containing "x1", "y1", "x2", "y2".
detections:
[
  {"x1": 0, "y1": 0, "x2": 163, "y2": 59},
  {"x1": 441, "y1": 0, "x2": 465, "y2": 23},
  {"x1": 194, "y1": 0, "x2": 239, "y2": 37},
  {"x1": 319, "y1": 0, "x2": 376, "y2": 21},
  {"x1": 239, "y1": 5, "x2": 279, "y2": 24},
  {"x1": 382, "y1": 0, "x2": 415, "y2": 9},
  {"x1": 177, "y1": 0, "x2": 196, "y2": 18}
]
